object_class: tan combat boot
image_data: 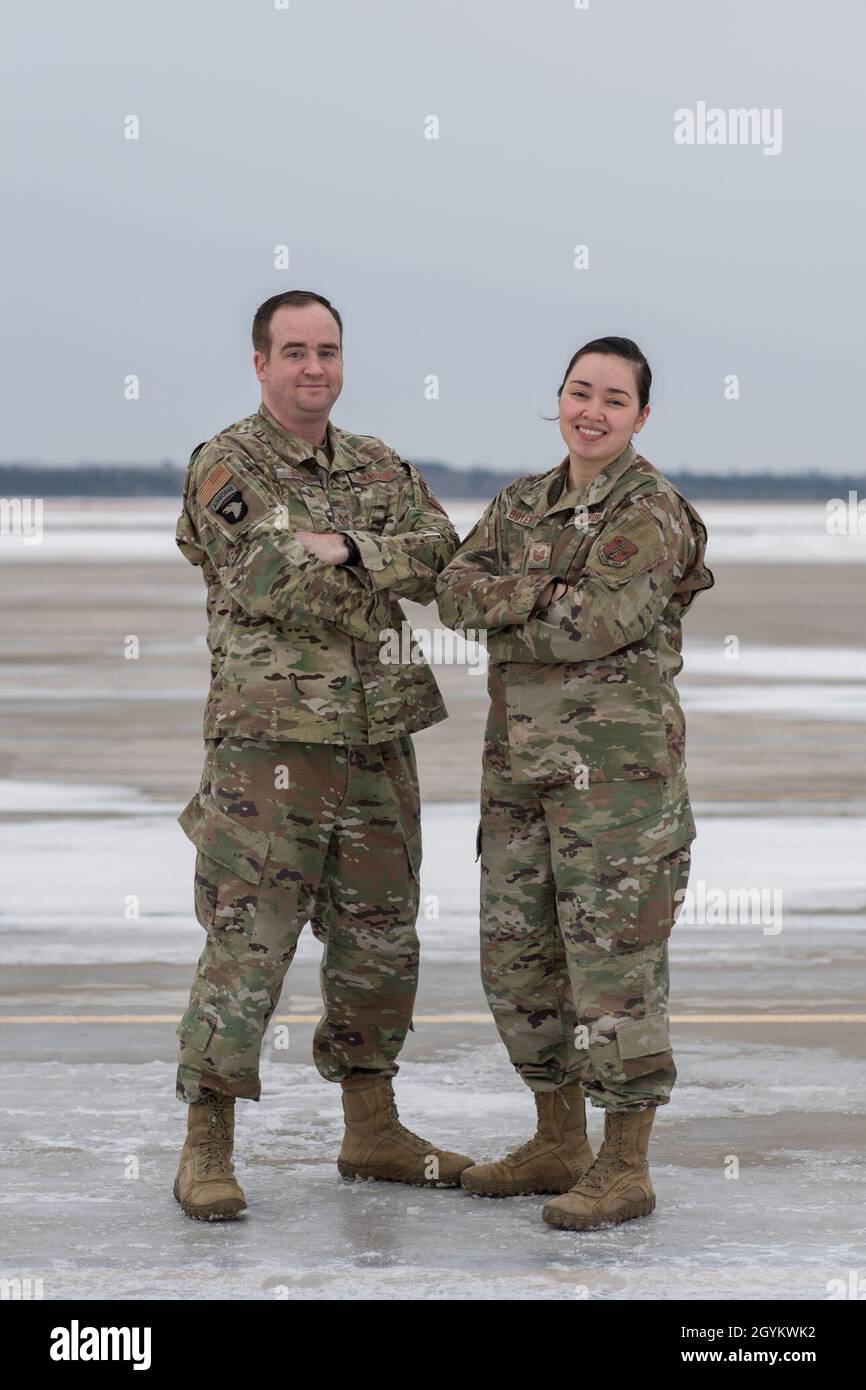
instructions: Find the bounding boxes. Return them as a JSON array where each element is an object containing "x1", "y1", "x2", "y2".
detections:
[
  {"x1": 173, "y1": 1091, "x2": 247, "y2": 1221},
  {"x1": 337, "y1": 1074, "x2": 474, "y2": 1187},
  {"x1": 461, "y1": 1080, "x2": 594, "y2": 1196},
  {"x1": 542, "y1": 1103, "x2": 657, "y2": 1230}
]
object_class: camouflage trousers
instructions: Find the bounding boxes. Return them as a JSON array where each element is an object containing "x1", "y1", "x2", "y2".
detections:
[
  {"x1": 478, "y1": 753, "x2": 694, "y2": 1112},
  {"x1": 175, "y1": 734, "x2": 422, "y2": 1103}
]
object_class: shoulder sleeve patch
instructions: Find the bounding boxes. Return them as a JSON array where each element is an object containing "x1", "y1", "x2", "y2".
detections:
[
  {"x1": 586, "y1": 506, "x2": 667, "y2": 580},
  {"x1": 199, "y1": 463, "x2": 234, "y2": 506},
  {"x1": 193, "y1": 458, "x2": 273, "y2": 541},
  {"x1": 598, "y1": 534, "x2": 639, "y2": 566}
]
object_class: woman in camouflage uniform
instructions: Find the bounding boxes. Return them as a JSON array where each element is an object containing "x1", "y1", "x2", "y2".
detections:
[{"x1": 436, "y1": 337, "x2": 714, "y2": 1229}]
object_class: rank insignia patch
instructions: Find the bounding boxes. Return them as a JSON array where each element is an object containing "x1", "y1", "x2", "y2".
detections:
[
  {"x1": 528, "y1": 541, "x2": 552, "y2": 568},
  {"x1": 599, "y1": 534, "x2": 639, "y2": 566}
]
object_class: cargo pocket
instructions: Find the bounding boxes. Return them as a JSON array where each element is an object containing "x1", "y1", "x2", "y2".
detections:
[
  {"x1": 590, "y1": 799, "x2": 696, "y2": 954},
  {"x1": 176, "y1": 1000, "x2": 219, "y2": 1056},
  {"x1": 179, "y1": 793, "x2": 274, "y2": 946},
  {"x1": 613, "y1": 1012, "x2": 672, "y2": 1077}
]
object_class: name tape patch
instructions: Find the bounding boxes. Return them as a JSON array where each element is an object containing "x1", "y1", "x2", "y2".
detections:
[
  {"x1": 275, "y1": 466, "x2": 313, "y2": 482},
  {"x1": 362, "y1": 467, "x2": 402, "y2": 483}
]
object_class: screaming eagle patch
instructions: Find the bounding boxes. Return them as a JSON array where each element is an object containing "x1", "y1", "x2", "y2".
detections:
[
  {"x1": 207, "y1": 480, "x2": 249, "y2": 525},
  {"x1": 196, "y1": 459, "x2": 271, "y2": 540}
]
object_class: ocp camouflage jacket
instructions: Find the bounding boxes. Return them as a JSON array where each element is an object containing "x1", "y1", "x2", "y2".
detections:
[
  {"x1": 176, "y1": 403, "x2": 458, "y2": 743},
  {"x1": 435, "y1": 442, "x2": 714, "y2": 784}
]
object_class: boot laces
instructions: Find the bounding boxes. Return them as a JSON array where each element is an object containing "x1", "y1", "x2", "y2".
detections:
[
  {"x1": 504, "y1": 1132, "x2": 548, "y2": 1163},
  {"x1": 383, "y1": 1091, "x2": 435, "y2": 1153},
  {"x1": 579, "y1": 1118, "x2": 629, "y2": 1192},
  {"x1": 200, "y1": 1098, "x2": 233, "y2": 1176}
]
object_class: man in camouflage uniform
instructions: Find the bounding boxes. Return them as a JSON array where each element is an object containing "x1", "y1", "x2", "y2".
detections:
[
  {"x1": 436, "y1": 340, "x2": 713, "y2": 1229},
  {"x1": 173, "y1": 290, "x2": 473, "y2": 1220}
]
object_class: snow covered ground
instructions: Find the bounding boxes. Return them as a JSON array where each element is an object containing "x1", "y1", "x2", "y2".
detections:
[
  {"x1": 1, "y1": 784, "x2": 864, "y2": 1300},
  {"x1": 1, "y1": 497, "x2": 863, "y2": 1299},
  {"x1": 2, "y1": 498, "x2": 864, "y2": 564}
]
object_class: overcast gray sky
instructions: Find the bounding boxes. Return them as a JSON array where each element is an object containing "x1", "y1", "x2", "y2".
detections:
[{"x1": 2, "y1": 0, "x2": 863, "y2": 473}]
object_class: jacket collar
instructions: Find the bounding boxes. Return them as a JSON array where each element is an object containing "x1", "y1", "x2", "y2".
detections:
[
  {"x1": 256, "y1": 403, "x2": 368, "y2": 473},
  {"x1": 515, "y1": 441, "x2": 641, "y2": 517}
]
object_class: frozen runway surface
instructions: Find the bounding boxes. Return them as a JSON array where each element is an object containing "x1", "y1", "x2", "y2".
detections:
[
  {"x1": 2, "y1": 1047, "x2": 864, "y2": 1302},
  {"x1": 2, "y1": 787, "x2": 865, "y2": 1301},
  {"x1": 2, "y1": 500, "x2": 864, "y2": 1298}
]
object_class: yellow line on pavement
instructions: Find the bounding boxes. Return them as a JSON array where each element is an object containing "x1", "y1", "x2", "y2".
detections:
[{"x1": 0, "y1": 1013, "x2": 865, "y2": 1025}]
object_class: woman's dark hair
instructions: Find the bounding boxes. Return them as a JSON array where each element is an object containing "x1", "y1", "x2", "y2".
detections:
[{"x1": 556, "y1": 336, "x2": 651, "y2": 412}]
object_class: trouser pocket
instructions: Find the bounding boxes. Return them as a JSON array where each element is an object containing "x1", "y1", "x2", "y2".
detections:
[
  {"x1": 178, "y1": 791, "x2": 287, "y2": 954},
  {"x1": 176, "y1": 1000, "x2": 219, "y2": 1055},
  {"x1": 589, "y1": 800, "x2": 695, "y2": 955},
  {"x1": 590, "y1": 1009, "x2": 675, "y2": 1087},
  {"x1": 557, "y1": 791, "x2": 696, "y2": 962}
]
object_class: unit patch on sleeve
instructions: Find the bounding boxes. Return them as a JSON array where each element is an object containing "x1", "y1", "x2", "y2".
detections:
[
  {"x1": 197, "y1": 460, "x2": 271, "y2": 539},
  {"x1": 598, "y1": 534, "x2": 639, "y2": 566},
  {"x1": 207, "y1": 480, "x2": 249, "y2": 525}
]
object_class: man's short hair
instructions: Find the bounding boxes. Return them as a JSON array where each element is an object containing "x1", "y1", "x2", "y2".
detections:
[{"x1": 252, "y1": 291, "x2": 343, "y2": 357}]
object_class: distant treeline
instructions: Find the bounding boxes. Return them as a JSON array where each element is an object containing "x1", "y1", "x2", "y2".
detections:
[{"x1": 0, "y1": 461, "x2": 862, "y2": 503}]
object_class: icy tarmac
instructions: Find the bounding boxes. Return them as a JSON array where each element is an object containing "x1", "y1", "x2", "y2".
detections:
[{"x1": 2, "y1": 787, "x2": 864, "y2": 1300}]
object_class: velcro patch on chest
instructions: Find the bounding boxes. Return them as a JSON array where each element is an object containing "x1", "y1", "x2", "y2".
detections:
[
  {"x1": 331, "y1": 505, "x2": 353, "y2": 529},
  {"x1": 275, "y1": 466, "x2": 313, "y2": 482},
  {"x1": 598, "y1": 534, "x2": 639, "y2": 566},
  {"x1": 361, "y1": 467, "x2": 403, "y2": 483},
  {"x1": 572, "y1": 507, "x2": 607, "y2": 529},
  {"x1": 527, "y1": 541, "x2": 552, "y2": 569},
  {"x1": 507, "y1": 506, "x2": 537, "y2": 526}
]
